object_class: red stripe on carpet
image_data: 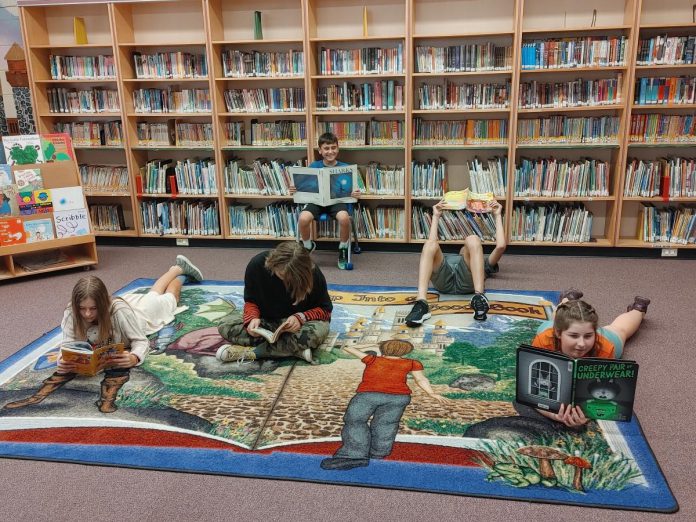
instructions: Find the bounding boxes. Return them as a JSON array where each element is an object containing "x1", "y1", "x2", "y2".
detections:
[{"x1": 0, "y1": 427, "x2": 486, "y2": 466}]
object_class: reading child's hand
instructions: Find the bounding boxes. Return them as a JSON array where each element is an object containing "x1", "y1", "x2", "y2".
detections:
[
  {"x1": 433, "y1": 200, "x2": 446, "y2": 218},
  {"x1": 351, "y1": 189, "x2": 361, "y2": 198},
  {"x1": 556, "y1": 403, "x2": 589, "y2": 427},
  {"x1": 56, "y1": 356, "x2": 77, "y2": 373},
  {"x1": 247, "y1": 318, "x2": 262, "y2": 337},
  {"x1": 282, "y1": 315, "x2": 302, "y2": 333},
  {"x1": 289, "y1": 185, "x2": 297, "y2": 195},
  {"x1": 490, "y1": 201, "x2": 502, "y2": 216},
  {"x1": 109, "y1": 352, "x2": 139, "y2": 369}
]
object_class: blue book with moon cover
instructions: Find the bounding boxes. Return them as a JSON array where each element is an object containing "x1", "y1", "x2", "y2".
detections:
[
  {"x1": 289, "y1": 164, "x2": 359, "y2": 206},
  {"x1": 516, "y1": 344, "x2": 638, "y2": 422}
]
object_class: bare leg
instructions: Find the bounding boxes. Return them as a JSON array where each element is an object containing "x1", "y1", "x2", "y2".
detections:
[
  {"x1": 416, "y1": 239, "x2": 444, "y2": 300},
  {"x1": 336, "y1": 210, "x2": 351, "y2": 243},
  {"x1": 460, "y1": 235, "x2": 485, "y2": 293},
  {"x1": 150, "y1": 265, "x2": 183, "y2": 303},
  {"x1": 603, "y1": 310, "x2": 645, "y2": 344},
  {"x1": 298, "y1": 210, "x2": 314, "y2": 241}
]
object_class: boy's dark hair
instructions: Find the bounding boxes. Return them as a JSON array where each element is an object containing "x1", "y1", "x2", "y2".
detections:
[{"x1": 318, "y1": 132, "x2": 339, "y2": 147}]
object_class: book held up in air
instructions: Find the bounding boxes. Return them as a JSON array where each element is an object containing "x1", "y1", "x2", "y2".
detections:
[
  {"x1": 60, "y1": 341, "x2": 126, "y2": 376},
  {"x1": 289, "y1": 164, "x2": 359, "y2": 207},
  {"x1": 442, "y1": 189, "x2": 495, "y2": 212},
  {"x1": 516, "y1": 344, "x2": 638, "y2": 422}
]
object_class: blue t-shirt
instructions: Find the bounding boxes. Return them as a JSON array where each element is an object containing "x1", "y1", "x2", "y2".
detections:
[{"x1": 309, "y1": 160, "x2": 349, "y2": 168}]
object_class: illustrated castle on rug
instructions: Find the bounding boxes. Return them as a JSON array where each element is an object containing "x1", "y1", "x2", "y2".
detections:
[{"x1": 340, "y1": 306, "x2": 453, "y2": 355}]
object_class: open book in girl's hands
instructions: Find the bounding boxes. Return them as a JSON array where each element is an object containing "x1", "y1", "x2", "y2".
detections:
[
  {"x1": 249, "y1": 323, "x2": 290, "y2": 344},
  {"x1": 441, "y1": 189, "x2": 495, "y2": 213},
  {"x1": 60, "y1": 341, "x2": 125, "y2": 376}
]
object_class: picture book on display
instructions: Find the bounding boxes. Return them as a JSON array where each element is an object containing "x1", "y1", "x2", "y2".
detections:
[
  {"x1": 516, "y1": 344, "x2": 638, "y2": 422},
  {"x1": 41, "y1": 133, "x2": 75, "y2": 162},
  {"x1": 60, "y1": 341, "x2": 125, "y2": 377},
  {"x1": 54, "y1": 207, "x2": 90, "y2": 238},
  {"x1": 23, "y1": 218, "x2": 55, "y2": 242},
  {"x1": 0, "y1": 217, "x2": 26, "y2": 245},
  {"x1": 1, "y1": 185, "x2": 19, "y2": 217},
  {"x1": 51, "y1": 186, "x2": 85, "y2": 212},
  {"x1": 442, "y1": 189, "x2": 495, "y2": 213},
  {"x1": 0, "y1": 164, "x2": 11, "y2": 186},
  {"x1": 289, "y1": 164, "x2": 359, "y2": 207},
  {"x1": 2, "y1": 135, "x2": 45, "y2": 165},
  {"x1": 13, "y1": 168, "x2": 43, "y2": 192}
]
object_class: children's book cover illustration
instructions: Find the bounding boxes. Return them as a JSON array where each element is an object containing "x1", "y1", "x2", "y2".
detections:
[
  {"x1": 60, "y1": 341, "x2": 126, "y2": 377},
  {"x1": 1, "y1": 185, "x2": 19, "y2": 217},
  {"x1": 442, "y1": 189, "x2": 495, "y2": 213},
  {"x1": 41, "y1": 133, "x2": 75, "y2": 162},
  {"x1": 54, "y1": 208, "x2": 90, "y2": 238},
  {"x1": 290, "y1": 165, "x2": 358, "y2": 206},
  {"x1": 51, "y1": 186, "x2": 85, "y2": 212},
  {"x1": 0, "y1": 164, "x2": 12, "y2": 186},
  {"x1": 23, "y1": 218, "x2": 55, "y2": 243},
  {"x1": 516, "y1": 344, "x2": 638, "y2": 421},
  {"x1": 0, "y1": 217, "x2": 26, "y2": 245},
  {"x1": 12, "y1": 169, "x2": 43, "y2": 192},
  {"x1": 2, "y1": 135, "x2": 45, "y2": 165}
]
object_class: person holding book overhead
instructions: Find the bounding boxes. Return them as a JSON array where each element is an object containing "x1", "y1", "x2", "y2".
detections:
[
  {"x1": 291, "y1": 131, "x2": 360, "y2": 270},
  {"x1": 3, "y1": 255, "x2": 204, "y2": 413},
  {"x1": 216, "y1": 241, "x2": 332, "y2": 364},
  {"x1": 405, "y1": 198, "x2": 506, "y2": 326},
  {"x1": 523, "y1": 289, "x2": 650, "y2": 427}
]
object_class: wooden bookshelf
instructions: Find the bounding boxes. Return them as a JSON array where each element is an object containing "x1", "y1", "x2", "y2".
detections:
[{"x1": 17, "y1": 0, "x2": 696, "y2": 249}]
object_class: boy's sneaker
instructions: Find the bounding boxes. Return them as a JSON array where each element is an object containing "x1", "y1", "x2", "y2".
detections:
[
  {"x1": 302, "y1": 240, "x2": 317, "y2": 253},
  {"x1": 300, "y1": 348, "x2": 314, "y2": 363},
  {"x1": 470, "y1": 292, "x2": 490, "y2": 321},
  {"x1": 216, "y1": 344, "x2": 256, "y2": 364},
  {"x1": 560, "y1": 288, "x2": 583, "y2": 301},
  {"x1": 337, "y1": 247, "x2": 349, "y2": 270},
  {"x1": 176, "y1": 254, "x2": 203, "y2": 283},
  {"x1": 405, "y1": 299, "x2": 431, "y2": 327},
  {"x1": 627, "y1": 296, "x2": 651, "y2": 314}
]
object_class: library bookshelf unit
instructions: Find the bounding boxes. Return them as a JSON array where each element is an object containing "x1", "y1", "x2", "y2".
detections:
[
  {"x1": 0, "y1": 160, "x2": 98, "y2": 280},
  {"x1": 17, "y1": 0, "x2": 696, "y2": 251}
]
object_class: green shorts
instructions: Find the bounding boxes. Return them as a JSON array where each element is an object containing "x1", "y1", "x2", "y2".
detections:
[{"x1": 430, "y1": 254, "x2": 499, "y2": 295}]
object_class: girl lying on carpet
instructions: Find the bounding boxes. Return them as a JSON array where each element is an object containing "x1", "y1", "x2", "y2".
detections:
[
  {"x1": 523, "y1": 289, "x2": 650, "y2": 428},
  {"x1": 3, "y1": 255, "x2": 203, "y2": 413}
]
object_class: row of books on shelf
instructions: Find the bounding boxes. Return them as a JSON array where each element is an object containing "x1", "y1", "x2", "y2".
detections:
[
  {"x1": 90, "y1": 204, "x2": 126, "y2": 232},
  {"x1": 323, "y1": 205, "x2": 404, "y2": 239},
  {"x1": 224, "y1": 158, "x2": 295, "y2": 196},
  {"x1": 641, "y1": 205, "x2": 696, "y2": 244},
  {"x1": 139, "y1": 158, "x2": 217, "y2": 195},
  {"x1": 629, "y1": 114, "x2": 696, "y2": 143},
  {"x1": 54, "y1": 121, "x2": 123, "y2": 147},
  {"x1": 410, "y1": 157, "x2": 507, "y2": 198},
  {"x1": 624, "y1": 157, "x2": 696, "y2": 197},
  {"x1": 139, "y1": 200, "x2": 219, "y2": 236},
  {"x1": 223, "y1": 88, "x2": 305, "y2": 113},
  {"x1": 318, "y1": 45, "x2": 403, "y2": 75},
  {"x1": 316, "y1": 120, "x2": 403, "y2": 146},
  {"x1": 412, "y1": 118, "x2": 507, "y2": 145},
  {"x1": 316, "y1": 81, "x2": 403, "y2": 111},
  {"x1": 636, "y1": 35, "x2": 696, "y2": 66},
  {"x1": 80, "y1": 164, "x2": 129, "y2": 193},
  {"x1": 49, "y1": 54, "x2": 115, "y2": 80},
  {"x1": 133, "y1": 52, "x2": 208, "y2": 80},
  {"x1": 518, "y1": 77, "x2": 622, "y2": 109},
  {"x1": 411, "y1": 205, "x2": 497, "y2": 241},
  {"x1": 520, "y1": 37, "x2": 627, "y2": 70},
  {"x1": 223, "y1": 120, "x2": 307, "y2": 147},
  {"x1": 414, "y1": 44, "x2": 512, "y2": 73},
  {"x1": 517, "y1": 115, "x2": 619, "y2": 144},
  {"x1": 133, "y1": 88, "x2": 211, "y2": 114},
  {"x1": 416, "y1": 81, "x2": 509, "y2": 110},
  {"x1": 511, "y1": 203, "x2": 593, "y2": 243},
  {"x1": 222, "y1": 49, "x2": 304, "y2": 78},
  {"x1": 634, "y1": 77, "x2": 696, "y2": 106},
  {"x1": 514, "y1": 158, "x2": 610, "y2": 197},
  {"x1": 47, "y1": 88, "x2": 120, "y2": 114},
  {"x1": 135, "y1": 122, "x2": 213, "y2": 148}
]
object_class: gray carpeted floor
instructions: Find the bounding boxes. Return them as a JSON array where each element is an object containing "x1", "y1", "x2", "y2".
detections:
[{"x1": 0, "y1": 245, "x2": 693, "y2": 521}]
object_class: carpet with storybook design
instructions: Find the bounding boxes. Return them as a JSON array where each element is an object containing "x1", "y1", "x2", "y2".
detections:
[{"x1": 0, "y1": 279, "x2": 677, "y2": 512}]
